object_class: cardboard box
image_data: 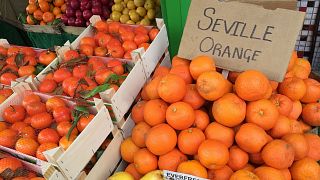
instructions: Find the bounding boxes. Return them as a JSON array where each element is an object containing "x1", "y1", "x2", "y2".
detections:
[{"x1": 178, "y1": 0, "x2": 304, "y2": 81}]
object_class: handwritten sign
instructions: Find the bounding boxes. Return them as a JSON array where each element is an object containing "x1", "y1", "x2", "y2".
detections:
[{"x1": 178, "y1": 0, "x2": 305, "y2": 81}]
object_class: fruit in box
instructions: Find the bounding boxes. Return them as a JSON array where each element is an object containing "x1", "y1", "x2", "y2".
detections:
[
  {"x1": 0, "y1": 92, "x2": 98, "y2": 161},
  {"x1": 117, "y1": 52, "x2": 320, "y2": 179}
]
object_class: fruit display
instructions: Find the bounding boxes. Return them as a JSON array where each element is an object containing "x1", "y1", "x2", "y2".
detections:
[
  {"x1": 76, "y1": 20, "x2": 159, "y2": 59},
  {"x1": 110, "y1": 0, "x2": 161, "y2": 25},
  {"x1": 0, "y1": 154, "x2": 44, "y2": 180},
  {"x1": 117, "y1": 53, "x2": 320, "y2": 179},
  {"x1": 0, "y1": 92, "x2": 97, "y2": 161},
  {"x1": 0, "y1": 45, "x2": 57, "y2": 85},
  {"x1": 61, "y1": 0, "x2": 114, "y2": 27},
  {"x1": 25, "y1": 0, "x2": 67, "y2": 25}
]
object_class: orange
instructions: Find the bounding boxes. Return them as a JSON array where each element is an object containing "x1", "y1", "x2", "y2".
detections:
[
  {"x1": 170, "y1": 65, "x2": 193, "y2": 84},
  {"x1": 242, "y1": 164, "x2": 255, "y2": 172},
  {"x1": 282, "y1": 133, "x2": 309, "y2": 160},
  {"x1": 39, "y1": 1, "x2": 50, "y2": 12},
  {"x1": 278, "y1": 77, "x2": 307, "y2": 101},
  {"x1": 208, "y1": 165, "x2": 233, "y2": 180},
  {"x1": 0, "y1": 129, "x2": 18, "y2": 148},
  {"x1": 254, "y1": 166, "x2": 286, "y2": 180},
  {"x1": 193, "y1": 109, "x2": 209, "y2": 131},
  {"x1": 235, "y1": 70, "x2": 270, "y2": 101},
  {"x1": 270, "y1": 80, "x2": 279, "y2": 91},
  {"x1": 270, "y1": 94, "x2": 293, "y2": 116},
  {"x1": 261, "y1": 140, "x2": 295, "y2": 169},
  {"x1": 287, "y1": 51, "x2": 297, "y2": 71},
  {"x1": 133, "y1": 148, "x2": 158, "y2": 174},
  {"x1": 171, "y1": 56, "x2": 190, "y2": 67},
  {"x1": 198, "y1": 139, "x2": 229, "y2": 170},
  {"x1": 120, "y1": 137, "x2": 140, "y2": 163},
  {"x1": 288, "y1": 100, "x2": 302, "y2": 119},
  {"x1": 304, "y1": 133, "x2": 320, "y2": 161},
  {"x1": 131, "y1": 122, "x2": 150, "y2": 148},
  {"x1": 270, "y1": 115, "x2": 291, "y2": 138},
  {"x1": 196, "y1": 71, "x2": 231, "y2": 101},
  {"x1": 290, "y1": 157, "x2": 320, "y2": 180},
  {"x1": 189, "y1": 55, "x2": 216, "y2": 80},
  {"x1": 94, "y1": 21, "x2": 109, "y2": 33},
  {"x1": 302, "y1": 103, "x2": 320, "y2": 126},
  {"x1": 52, "y1": 7, "x2": 61, "y2": 16},
  {"x1": 125, "y1": 163, "x2": 142, "y2": 180},
  {"x1": 158, "y1": 148, "x2": 187, "y2": 171},
  {"x1": 280, "y1": 169, "x2": 291, "y2": 180},
  {"x1": 11, "y1": 122, "x2": 28, "y2": 132},
  {"x1": 15, "y1": 137, "x2": 39, "y2": 156},
  {"x1": 177, "y1": 160, "x2": 208, "y2": 178},
  {"x1": 182, "y1": 84, "x2": 205, "y2": 109},
  {"x1": 33, "y1": 10, "x2": 43, "y2": 21},
  {"x1": 178, "y1": 128, "x2": 205, "y2": 155},
  {"x1": 36, "y1": 143, "x2": 58, "y2": 161},
  {"x1": 131, "y1": 101, "x2": 146, "y2": 124},
  {"x1": 289, "y1": 118, "x2": 303, "y2": 134},
  {"x1": 26, "y1": 4, "x2": 37, "y2": 14},
  {"x1": 227, "y1": 146, "x2": 249, "y2": 171},
  {"x1": 246, "y1": 99, "x2": 279, "y2": 130},
  {"x1": 301, "y1": 78, "x2": 320, "y2": 103},
  {"x1": 145, "y1": 76, "x2": 161, "y2": 100},
  {"x1": 26, "y1": 15, "x2": 36, "y2": 25},
  {"x1": 37, "y1": 128, "x2": 60, "y2": 144},
  {"x1": 143, "y1": 99, "x2": 167, "y2": 126},
  {"x1": 158, "y1": 74, "x2": 187, "y2": 103},
  {"x1": 59, "y1": 135, "x2": 76, "y2": 150},
  {"x1": 145, "y1": 123, "x2": 177, "y2": 156},
  {"x1": 212, "y1": 93, "x2": 246, "y2": 127},
  {"x1": 235, "y1": 123, "x2": 268, "y2": 153},
  {"x1": 166, "y1": 102, "x2": 195, "y2": 130},
  {"x1": 152, "y1": 66, "x2": 170, "y2": 78},
  {"x1": 205, "y1": 122, "x2": 234, "y2": 148},
  {"x1": 0, "y1": 157, "x2": 23, "y2": 173},
  {"x1": 230, "y1": 170, "x2": 259, "y2": 180}
]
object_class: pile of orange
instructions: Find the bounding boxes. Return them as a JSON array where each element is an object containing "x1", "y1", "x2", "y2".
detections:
[
  {"x1": 0, "y1": 93, "x2": 96, "y2": 161},
  {"x1": 26, "y1": 0, "x2": 66, "y2": 25},
  {"x1": 0, "y1": 45, "x2": 56, "y2": 85},
  {"x1": 121, "y1": 53, "x2": 320, "y2": 179},
  {"x1": 77, "y1": 21, "x2": 159, "y2": 59},
  {"x1": 0, "y1": 156, "x2": 44, "y2": 179}
]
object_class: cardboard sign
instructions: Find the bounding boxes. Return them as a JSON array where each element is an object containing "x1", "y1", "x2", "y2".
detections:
[{"x1": 178, "y1": 0, "x2": 305, "y2": 81}]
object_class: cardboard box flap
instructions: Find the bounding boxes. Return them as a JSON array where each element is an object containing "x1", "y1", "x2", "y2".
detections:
[{"x1": 178, "y1": 0, "x2": 304, "y2": 81}]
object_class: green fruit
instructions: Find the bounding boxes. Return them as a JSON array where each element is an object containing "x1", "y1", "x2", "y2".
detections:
[
  {"x1": 124, "y1": 0, "x2": 129, "y2": 3},
  {"x1": 130, "y1": 12, "x2": 140, "y2": 22},
  {"x1": 121, "y1": 1, "x2": 127, "y2": 7},
  {"x1": 141, "y1": 170, "x2": 163, "y2": 180},
  {"x1": 127, "y1": 0, "x2": 136, "y2": 10},
  {"x1": 114, "y1": 3, "x2": 124, "y2": 12},
  {"x1": 136, "y1": 21, "x2": 141, "y2": 25},
  {"x1": 120, "y1": 14, "x2": 130, "y2": 23},
  {"x1": 144, "y1": 0, "x2": 155, "y2": 10},
  {"x1": 136, "y1": 7, "x2": 147, "y2": 17},
  {"x1": 126, "y1": 20, "x2": 135, "y2": 25},
  {"x1": 111, "y1": 11, "x2": 122, "y2": 22},
  {"x1": 111, "y1": 5, "x2": 116, "y2": 11},
  {"x1": 123, "y1": 8, "x2": 129, "y2": 15},
  {"x1": 147, "y1": 9, "x2": 155, "y2": 20},
  {"x1": 114, "y1": 0, "x2": 122, "y2": 4},
  {"x1": 134, "y1": 0, "x2": 145, "y2": 7},
  {"x1": 129, "y1": 10, "x2": 137, "y2": 16},
  {"x1": 140, "y1": 18, "x2": 151, "y2": 26}
]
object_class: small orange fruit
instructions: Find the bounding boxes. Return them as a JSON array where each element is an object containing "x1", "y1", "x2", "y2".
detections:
[
  {"x1": 189, "y1": 55, "x2": 216, "y2": 80},
  {"x1": 177, "y1": 160, "x2": 208, "y2": 178}
]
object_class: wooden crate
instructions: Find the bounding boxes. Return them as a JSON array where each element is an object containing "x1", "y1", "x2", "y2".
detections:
[
  {"x1": 0, "y1": 87, "x2": 114, "y2": 180},
  {"x1": 25, "y1": 17, "x2": 169, "y2": 125}
]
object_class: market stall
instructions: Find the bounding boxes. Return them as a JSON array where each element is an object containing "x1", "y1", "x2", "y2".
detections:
[{"x1": 0, "y1": 0, "x2": 319, "y2": 180}]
